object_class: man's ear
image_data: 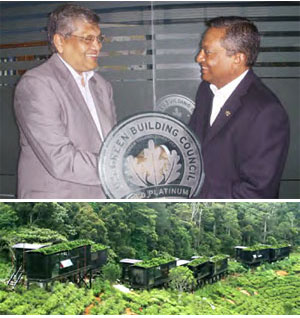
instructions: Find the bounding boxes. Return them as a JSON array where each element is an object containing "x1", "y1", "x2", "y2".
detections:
[
  {"x1": 53, "y1": 34, "x2": 64, "y2": 54},
  {"x1": 234, "y1": 52, "x2": 247, "y2": 66}
]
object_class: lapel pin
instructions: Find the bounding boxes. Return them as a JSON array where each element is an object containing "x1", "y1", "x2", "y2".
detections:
[{"x1": 225, "y1": 110, "x2": 231, "y2": 117}]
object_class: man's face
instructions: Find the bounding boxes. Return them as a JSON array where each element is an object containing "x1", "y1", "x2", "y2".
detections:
[
  {"x1": 57, "y1": 19, "x2": 102, "y2": 74},
  {"x1": 196, "y1": 27, "x2": 237, "y2": 89}
]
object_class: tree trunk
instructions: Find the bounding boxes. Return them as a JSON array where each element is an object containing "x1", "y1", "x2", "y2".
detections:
[{"x1": 263, "y1": 218, "x2": 267, "y2": 243}]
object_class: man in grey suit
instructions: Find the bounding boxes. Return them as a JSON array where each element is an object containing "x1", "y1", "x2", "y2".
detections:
[
  {"x1": 14, "y1": 4, "x2": 117, "y2": 198},
  {"x1": 189, "y1": 17, "x2": 290, "y2": 198}
]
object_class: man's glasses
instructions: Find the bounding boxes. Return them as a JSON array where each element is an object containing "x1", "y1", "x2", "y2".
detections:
[{"x1": 68, "y1": 34, "x2": 105, "y2": 45}]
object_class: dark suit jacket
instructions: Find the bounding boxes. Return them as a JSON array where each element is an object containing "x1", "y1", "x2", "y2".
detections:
[
  {"x1": 189, "y1": 69, "x2": 290, "y2": 198},
  {"x1": 14, "y1": 54, "x2": 117, "y2": 199}
]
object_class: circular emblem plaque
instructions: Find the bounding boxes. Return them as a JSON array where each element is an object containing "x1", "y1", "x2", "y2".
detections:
[
  {"x1": 155, "y1": 94, "x2": 195, "y2": 124},
  {"x1": 99, "y1": 112, "x2": 204, "y2": 199}
]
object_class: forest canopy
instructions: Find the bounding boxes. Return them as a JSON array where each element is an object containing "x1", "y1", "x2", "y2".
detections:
[{"x1": 0, "y1": 202, "x2": 298, "y2": 260}]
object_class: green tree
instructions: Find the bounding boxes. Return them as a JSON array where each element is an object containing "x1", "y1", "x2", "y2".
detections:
[
  {"x1": 73, "y1": 204, "x2": 107, "y2": 243},
  {"x1": 98, "y1": 203, "x2": 134, "y2": 258},
  {"x1": 99, "y1": 203, "x2": 158, "y2": 259},
  {"x1": 101, "y1": 263, "x2": 121, "y2": 284},
  {"x1": 0, "y1": 203, "x2": 18, "y2": 229},
  {"x1": 169, "y1": 266, "x2": 196, "y2": 292},
  {"x1": 7, "y1": 203, "x2": 34, "y2": 226}
]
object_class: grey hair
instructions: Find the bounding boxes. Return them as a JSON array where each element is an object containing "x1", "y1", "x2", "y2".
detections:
[
  {"x1": 206, "y1": 16, "x2": 260, "y2": 67},
  {"x1": 47, "y1": 4, "x2": 100, "y2": 53}
]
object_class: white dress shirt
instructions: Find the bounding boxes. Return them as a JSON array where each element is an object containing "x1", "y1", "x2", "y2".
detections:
[
  {"x1": 209, "y1": 69, "x2": 249, "y2": 126},
  {"x1": 58, "y1": 54, "x2": 104, "y2": 141}
]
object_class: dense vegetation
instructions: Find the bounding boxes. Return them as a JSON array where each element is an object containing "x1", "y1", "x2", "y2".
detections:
[
  {"x1": 0, "y1": 202, "x2": 299, "y2": 314},
  {"x1": 135, "y1": 255, "x2": 176, "y2": 268},
  {"x1": 31, "y1": 239, "x2": 93, "y2": 255},
  {"x1": 0, "y1": 254, "x2": 299, "y2": 315},
  {"x1": 0, "y1": 281, "x2": 94, "y2": 315},
  {"x1": 90, "y1": 255, "x2": 300, "y2": 315},
  {"x1": 188, "y1": 256, "x2": 210, "y2": 267},
  {"x1": 0, "y1": 202, "x2": 299, "y2": 260}
]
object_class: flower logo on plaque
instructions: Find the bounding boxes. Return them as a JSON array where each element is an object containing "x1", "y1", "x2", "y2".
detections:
[{"x1": 98, "y1": 112, "x2": 204, "y2": 199}]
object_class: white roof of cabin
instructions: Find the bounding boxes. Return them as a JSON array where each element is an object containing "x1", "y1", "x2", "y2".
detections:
[
  {"x1": 176, "y1": 259, "x2": 190, "y2": 266},
  {"x1": 12, "y1": 243, "x2": 49, "y2": 250},
  {"x1": 120, "y1": 258, "x2": 142, "y2": 264}
]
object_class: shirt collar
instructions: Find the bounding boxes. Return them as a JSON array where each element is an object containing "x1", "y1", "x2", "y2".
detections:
[
  {"x1": 57, "y1": 53, "x2": 94, "y2": 82},
  {"x1": 210, "y1": 69, "x2": 249, "y2": 99}
]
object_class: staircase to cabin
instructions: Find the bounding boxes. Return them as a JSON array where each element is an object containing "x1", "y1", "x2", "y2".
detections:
[{"x1": 7, "y1": 265, "x2": 23, "y2": 288}]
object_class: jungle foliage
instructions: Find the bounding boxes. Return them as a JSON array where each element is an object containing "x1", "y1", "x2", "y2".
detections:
[
  {"x1": 0, "y1": 202, "x2": 299, "y2": 261},
  {"x1": 31, "y1": 239, "x2": 92, "y2": 255},
  {"x1": 135, "y1": 255, "x2": 176, "y2": 268},
  {"x1": 0, "y1": 254, "x2": 298, "y2": 315},
  {"x1": 188, "y1": 256, "x2": 210, "y2": 266},
  {"x1": 0, "y1": 202, "x2": 299, "y2": 315}
]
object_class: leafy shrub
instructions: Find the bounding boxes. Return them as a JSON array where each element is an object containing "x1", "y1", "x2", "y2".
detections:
[
  {"x1": 169, "y1": 266, "x2": 196, "y2": 292},
  {"x1": 101, "y1": 263, "x2": 121, "y2": 283},
  {"x1": 1, "y1": 226, "x2": 67, "y2": 246},
  {"x1": 92, "y1": 277, "x2": 112, "y2": 296},
  {"x1": 91, "y1": 243, "x2": 108, "y2": 252},
  {"x1": 11, "y1": 304, "x2": 32, "y2": 315},
  {"x1": 32, "y1": 239, "x2": 92, "y2": 255},
  {"x1": 0, "y1": 262, "x2": 11, "y2": 280},
  {"x1": 227, "y1": 260, "x2": 248, "y2": 274},
  {"x1": 188, "y1": 256, "x2": 210, "y2": 267},
  {"x1": 0, "y1": 282, "x2": 9, "y2": 291},
  {"x1": 135, "y1": 255, "x2": 176, "y2": 268},
  {"x1": 244, "y1": 244, "x2": 270, "y2": 251}
]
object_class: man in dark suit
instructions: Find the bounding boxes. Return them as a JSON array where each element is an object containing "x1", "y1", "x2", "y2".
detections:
[
  {"x1": 189, "y1": 16, "x2": 290, "y2": 198},
  {"x1": 14, "y1": 4, "x2": 116, "y2": 198}
]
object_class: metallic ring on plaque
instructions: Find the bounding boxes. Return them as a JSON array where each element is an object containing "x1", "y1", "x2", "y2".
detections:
[
  {"x1": 155, "y1": 94, "x2": 195, "y2": 124},
  {"x1": 98, "y1": 112, "x2": 204, "y2": 199}
]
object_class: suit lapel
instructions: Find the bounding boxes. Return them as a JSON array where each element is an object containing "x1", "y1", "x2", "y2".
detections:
[
  {"x1": 203, "y1": 70, "x2": 255, "y2": 147},
  {"x1": 202, "y1": 92, "x2": 213, "y2": 142},
  {"x1": 66, "y1": 77, "x2": 95, "y2": 127},
  {"x1": 203, "y1": 93, "x2": 242, "y2": 146},
  {"x1": 89, "y1": 77, "x2": 111, "y2": 138},
  {"x1": 51, "y1": 54, "x2": 102, "y2": 139},
  {"x1": 194, "y1": 82, "x2": 213, "y2": 143}
]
